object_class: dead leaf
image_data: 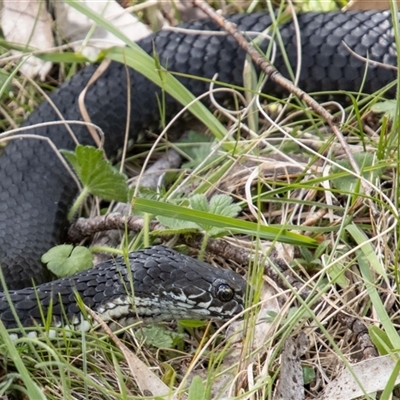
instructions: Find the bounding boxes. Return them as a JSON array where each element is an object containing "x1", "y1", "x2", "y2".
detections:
[
  {"x1": 343, "y1": 0, "x2": 398, "y2": 10},
  {"x1": 1, "y1": 0, "x2": 151, "y2": 79},
  {"x1": 53, "y1": 0, "x2": 151, "y2": 60},
  {"x1": 1, "y1": 0, "x2": 53, "y2": 80},
  {"x1": 320, "y1": 355, "x2": 400, "y2": 400}
]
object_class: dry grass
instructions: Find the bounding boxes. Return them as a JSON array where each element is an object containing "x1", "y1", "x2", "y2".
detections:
[{"x1": 0, "y1": 0, "x2": 399, "y2": 399}]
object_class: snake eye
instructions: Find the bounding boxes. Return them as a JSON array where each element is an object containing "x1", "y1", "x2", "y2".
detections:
[{"x1": 216, "y1": 284, "x2": 234, "y2": 302}]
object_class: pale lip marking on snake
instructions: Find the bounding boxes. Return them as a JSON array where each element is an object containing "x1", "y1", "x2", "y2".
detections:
[{"x1": 0, "y1": 246, "x2": 247, "y2": 337}]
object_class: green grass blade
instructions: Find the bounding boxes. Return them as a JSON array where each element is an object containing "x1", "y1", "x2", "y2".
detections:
[
  {"x1": 380, "y1": 358, "x2": 400, "y2": 400},
  {"x1": 345, "y1": 224, "x2": 388, "y2": 279},
  {"x1": 346, "y1": 225, "x2": 400, "y2": 350},
  {"x1": 106, "y1": 46, "x2": 229, "y2": 143},
  {"x1": 64, "y1": 0, "x2": 229, "y2": 146},
  {"x1": 133, "y1": 197, "x2": 317, "y2": 247},
  {"x1": 0, "y1": 327, "x2": 45, "y2": 399}
]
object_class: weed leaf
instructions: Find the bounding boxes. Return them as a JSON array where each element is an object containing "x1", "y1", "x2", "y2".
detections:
[
  {"x1": 62, "y1": 145, "x2": 128, "y2": 202},
  {"x1": 159, "y1": 194, "x2": 241, "y2": 237},
  {"x1": 41, "y1": 244, "x2": 93, "y2": 277},
  {"x1": 371, "y1": 100, "x2": 397, "y2": 119},
  {"x1": 331, "y1": 152, "x2": 383, "y2": 192},
  {"x1": 135, "y1": 325, "x2": 185, "y2": 349},
  {"x1": 188, "y1": 376, "x2": 206, "y2": 400}
]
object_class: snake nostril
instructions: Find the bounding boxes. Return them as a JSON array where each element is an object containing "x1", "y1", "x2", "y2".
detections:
[{"x1": 216, "y1": 284, "x2": 234, "y2": 302}]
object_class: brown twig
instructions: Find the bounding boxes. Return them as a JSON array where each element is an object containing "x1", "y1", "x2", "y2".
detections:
[{"x1": 68, "y1": 213, "x2": 161, "y2": 243}]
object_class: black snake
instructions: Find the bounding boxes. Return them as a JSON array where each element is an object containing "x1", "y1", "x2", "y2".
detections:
[
  {"x1": 0, "y1": 10, "x2": 396, "y2": 330},
  {"x1": 0, "y1": 245, "x2": 245, "y2": 331}
]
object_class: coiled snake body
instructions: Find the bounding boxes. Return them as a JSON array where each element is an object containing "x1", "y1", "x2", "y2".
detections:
[{"x1": 0, "y1": 10, "x2": 396, "y2": 329}]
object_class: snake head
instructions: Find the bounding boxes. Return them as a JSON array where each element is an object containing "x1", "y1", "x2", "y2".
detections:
[{"x1": 132, "y1": 245, "x2": 247, "y2": 322}]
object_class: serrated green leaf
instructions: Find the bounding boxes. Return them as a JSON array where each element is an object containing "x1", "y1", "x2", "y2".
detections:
[
  {"x1": 142, "y1": 326, "x2": 173, "y2": 348},
  {"x1": 180, "y1": 132, "x2": 218, "y2": 169},
  {"x1": 41, "y1": 245, "x2": 93, "y2": 278},
  {"x1": 181, "y1": 131, "x2": 211, "y2": 144},
  {"x1": 331, "y1": 153, "x2": 383, "y2": 192},
  {"x1": 135, "y1": 325, "x2": 184, "y2": 349},
  {"x1": 62, "y1": 145, "x2": 128, "y2": 202},
  {"x1": 157, "y1": 216, "x2": 199, "y2": 231},
  {"x1": 189, "y1": 194, "x2": 210, "y2": 213},
  {"x1": 159, "y1": 194, "x2": 241, "y2": 237},
  {"x1": 209, "y1": 194, "x2": 241, "y2": 218},
  {"x1": 207, "y1": 227, "x2": 231, "y2": 236},
  {"x1": 186, "y1": 194, "x2": 242, "y2": 236},
  {"x1": 62, "y1": 149, "x2": 79, "y2": 171},
  {"x1": 371, "y1": 100, "x2": 397, "y2": 119}
]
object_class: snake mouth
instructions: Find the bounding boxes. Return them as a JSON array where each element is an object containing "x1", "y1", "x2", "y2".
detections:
[{"x1": 93, "y1": 293, "x2": 244, "y2": 324}]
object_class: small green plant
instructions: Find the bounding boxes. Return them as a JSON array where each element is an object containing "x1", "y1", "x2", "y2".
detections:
[
  {"x1": 61, "y1": 145, "x2": 129, "y2": 220},
  {"x1": 158, "y1": 194, "x2": 241, "y2": 259},
  {"x1": 41, "y1": 244, "x2": 93, "y2": 277}
]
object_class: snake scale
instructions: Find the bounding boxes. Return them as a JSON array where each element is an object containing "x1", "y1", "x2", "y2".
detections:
[{"x1": 0, "y1": 10, "x2": 396, "y2": 331}]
